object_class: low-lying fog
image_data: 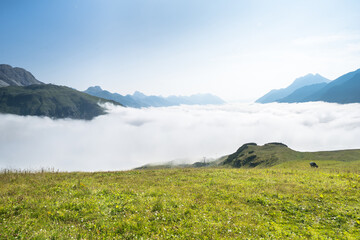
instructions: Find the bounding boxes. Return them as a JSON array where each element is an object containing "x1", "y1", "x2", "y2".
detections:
[{"x1": 1, "y1": 102, "x2": 360, "y2": 171}]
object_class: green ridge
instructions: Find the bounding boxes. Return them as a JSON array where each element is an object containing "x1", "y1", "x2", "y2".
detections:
[
  {"x1": 221, "y1": 142, "x2": 360, "y2": 169},
  {"x1": 137, "y1": 143, "x2": 360, "y2": 170},
  {"x1": 0, "y1": 84, "x2": 122, "y2": 120}
]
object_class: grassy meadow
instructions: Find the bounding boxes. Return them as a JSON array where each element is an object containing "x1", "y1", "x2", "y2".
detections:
[{"x1": 1, "y1": 160, "x2": 360, "y2": 239}]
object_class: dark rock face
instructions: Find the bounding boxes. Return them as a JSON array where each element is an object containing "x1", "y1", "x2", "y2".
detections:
[{"x1": 0, "y1": 64, "x2": 44, "y2": 87}]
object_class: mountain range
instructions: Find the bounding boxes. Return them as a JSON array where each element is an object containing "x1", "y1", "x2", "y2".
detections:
[
  {"x1": 0, "y1": 64, "x2": 224, "y2": 119},
  {"x1": 2, "y1": 63, "x2": 359, "y2": 119},
  {"x1": 84, "y1": 86, "x2": 225, "y2": 108},
  {"x1": 256, "y1": 74, "x2": 330, "y2": 103},
  {"x1": 256, "y1": 68, "x2": 360, "y2": 104}
]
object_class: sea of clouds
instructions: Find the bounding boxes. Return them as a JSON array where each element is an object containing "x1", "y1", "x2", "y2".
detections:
[{"x1": 1, "y1": 102, "x2": 360, "y2": 171}]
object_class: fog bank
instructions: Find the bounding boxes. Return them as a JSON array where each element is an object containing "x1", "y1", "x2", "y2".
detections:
[{"x1": 1, "y1": 102, "x2": 360, "y2": 171}]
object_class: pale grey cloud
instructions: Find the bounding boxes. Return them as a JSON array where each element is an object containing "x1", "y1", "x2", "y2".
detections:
[{"x1": 1, "y1": 102, "x2": 360, "y2": 171}]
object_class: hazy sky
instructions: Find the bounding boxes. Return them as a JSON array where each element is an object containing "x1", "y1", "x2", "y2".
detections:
[
  {"x1": 1, "y1": 102, "x2": 360, "y2": 171},
  {"x1": 1, "y1": 0, "x2": 360, "y2": 101}
]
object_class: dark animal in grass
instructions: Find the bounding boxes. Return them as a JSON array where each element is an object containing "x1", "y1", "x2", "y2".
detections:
[{"x1": 310, "y1": 162, "x2": 318, "y2": 168}]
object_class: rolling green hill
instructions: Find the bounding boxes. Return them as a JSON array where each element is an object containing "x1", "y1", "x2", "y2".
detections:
[
  {"x1": 0, "y1": 84, "x2": 122, "y2": 120},
  {"x1": 137, "y1": 142, "x2": 360, "y2": 170},
  {"x1": 221, "y1": 142, "x2": 360, "y2": 169}
]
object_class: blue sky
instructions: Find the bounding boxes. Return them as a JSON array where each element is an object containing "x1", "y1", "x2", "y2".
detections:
[{"x1": 1, "y1": 0, "x2": 360, "y2": 101}]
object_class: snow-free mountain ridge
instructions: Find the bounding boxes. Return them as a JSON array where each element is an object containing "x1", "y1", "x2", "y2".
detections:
[
  {"x1": 0, "y1": 64, "x2": 44, "y2": 87},
  {"x1": 256, "y1": 74, "x2": 330, "y2": 103},
  {"x1": 257, "y1": 68, "x2": 360, "y2": 104},
  {"x1": 84, "y1": 86, "x2": 225, "y2": 108}
]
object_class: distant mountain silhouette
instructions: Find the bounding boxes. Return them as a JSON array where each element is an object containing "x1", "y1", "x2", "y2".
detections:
[
  {"x1": 277, "y1": 83, "x2": 328, "y2": 103},
  {"x1": 275, "y1": 68, "x2": 360, "y2": 104},
  {"x1": 85, "y1": 86, "x2": 142, "y2": 108},
  {"x1": 131, "y1": 91, "x2": 173, "y2": 107},
  {"x1": 256, "y1": 74, "x2": 330, "y2": 103},
  {"x1": 167, "y1": 93, "x2": 225, "y2": 106},
  {"x1": 84, "y1": 86, "x2": 225, "y2": 108},
  {"x1": 0, "y1": 64, "x2": 44, "y2": 87},
  {"x1": 304, "y1": 68, "x2": 360, "y2": 103}
]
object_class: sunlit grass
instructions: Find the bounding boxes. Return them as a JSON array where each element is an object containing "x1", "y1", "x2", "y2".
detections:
[{"x1": 1, "y1": 166, "x2": 359, "y2": 239}]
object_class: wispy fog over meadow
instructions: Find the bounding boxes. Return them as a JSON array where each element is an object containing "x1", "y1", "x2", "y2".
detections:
[{"x1": 1, "y1": 102, "x2": 360, "y2": 171}]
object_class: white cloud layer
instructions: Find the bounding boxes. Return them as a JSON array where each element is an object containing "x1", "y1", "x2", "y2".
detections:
[{"x1": 1, "y1": 102, "x2": 360, "y2": 171}]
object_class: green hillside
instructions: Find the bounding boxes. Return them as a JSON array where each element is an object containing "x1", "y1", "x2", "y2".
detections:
[
  {"x1": 137, "y1": 143, "x2": 360, "y2": 170},
  {"x1": 0, "y1": 84, "x2": 122, "y2": 120},
  {"x1": 221, "y1": 143, "x2": 360, "y2": 169},
  {"x1": 1, "y1": 166, "x2": 359, "y2": 239}
]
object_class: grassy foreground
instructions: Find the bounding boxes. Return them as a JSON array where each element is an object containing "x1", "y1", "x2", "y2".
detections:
[{"x1": 1, "y1": 166, "x2": 360, "y2": 239}]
